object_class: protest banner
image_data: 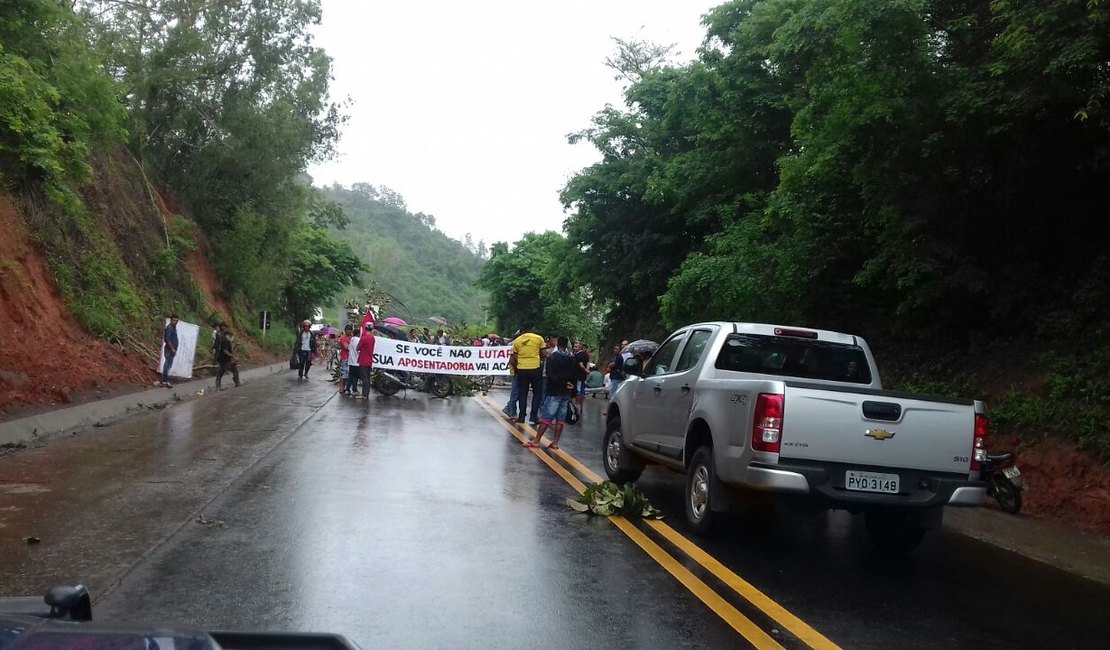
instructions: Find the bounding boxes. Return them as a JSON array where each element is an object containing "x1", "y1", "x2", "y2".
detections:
[
  {"x1": 371, "y1": 337, "x2": 513, "y2": 376},
  {"x1": 158, "y1": 318, "x2": 199, "y2": 379}
]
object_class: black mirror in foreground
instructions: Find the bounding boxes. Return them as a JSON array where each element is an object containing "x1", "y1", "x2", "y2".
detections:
[
  {"x1": 623, "y1": 357, "x2": 642, "y2": 376},
  {"x1": 0, "y1": 585, "x2": 361, "y2": 649}
]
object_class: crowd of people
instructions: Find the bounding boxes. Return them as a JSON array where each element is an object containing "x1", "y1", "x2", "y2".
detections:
[
  {"x1": 160, "y1": 313, "x2": 633, "y2": 422},
  {"x1": 496, "y1": 324, "x2": 612, "y2": 450}
]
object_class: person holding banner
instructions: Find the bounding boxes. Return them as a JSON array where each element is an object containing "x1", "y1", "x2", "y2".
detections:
[
  {"x1": 511, "y1": 324, "x2": 547, "y2": 425},
  {"x1": 502, "y1": 362, "x2": 519, "y2": 419},
  {"x1": 160, "y1": 314, "x2": 180, "y2": 388},
  {"x1": 338, "y1": 324, "x2": 352, "y2": 395},
  {"x1": 355, "y1": 325, "x2": 375, "y2": 400},
  {"x1": 347, "y1": 326, "x2": 361, "y2": 396}
]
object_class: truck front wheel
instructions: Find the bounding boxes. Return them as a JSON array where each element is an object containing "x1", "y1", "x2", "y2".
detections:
[
  {"x1": 685, "y1": 446, "x2": 718, "y2": 536},
  {"x1": 602, "y1": 417, "x2": 643, "y2": 484}
]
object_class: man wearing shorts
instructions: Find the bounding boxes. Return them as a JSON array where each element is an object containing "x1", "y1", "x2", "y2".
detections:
[{"x1": 523, "y1": 336, "x2": 576, "y2": 450}]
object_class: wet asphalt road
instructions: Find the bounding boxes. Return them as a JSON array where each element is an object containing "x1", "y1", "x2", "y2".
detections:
[{"x1": 2, "y1": 372, "x2": 1109, "y2": 649}]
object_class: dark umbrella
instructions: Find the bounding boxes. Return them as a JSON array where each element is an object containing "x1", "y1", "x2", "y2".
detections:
[
  {"x1": 621, "y1": 339, "x2": 659, "y2": 357},
  {"x1": 373, "y1": 322, "x2": 409, "y2": 340}
]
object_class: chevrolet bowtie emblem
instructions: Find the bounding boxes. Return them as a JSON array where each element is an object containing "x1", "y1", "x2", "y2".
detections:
[{"x1": 866, "y1": 428, "x2": 896, "y2": 441}]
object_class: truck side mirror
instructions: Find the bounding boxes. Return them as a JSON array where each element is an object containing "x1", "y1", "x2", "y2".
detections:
[{"x1": 623, "y1": 357, "x2": 642, "y2": 377}]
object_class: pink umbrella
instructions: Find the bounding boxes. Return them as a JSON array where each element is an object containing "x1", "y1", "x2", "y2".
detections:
[{"x1": 383, "y1": 317, "x2": 407, "y2": 325}]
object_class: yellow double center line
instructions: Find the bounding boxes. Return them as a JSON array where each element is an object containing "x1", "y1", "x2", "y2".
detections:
[{"x1": 474, "y1": 395, "x2": 840, "y2": 650}]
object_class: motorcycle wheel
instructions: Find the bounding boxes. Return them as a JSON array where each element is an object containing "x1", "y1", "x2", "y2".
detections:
[
  {"x1": 377, "y1": 375, "x2": 401, "y2": 396},
  {"x1": 431, "y1": 376, "x2": 452, "y2": 398},
  {"x1": 993, "y1": 479, "x2": 1022, "y2": 514}
]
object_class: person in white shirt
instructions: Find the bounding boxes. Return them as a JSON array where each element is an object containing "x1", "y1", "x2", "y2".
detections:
[
  {"x1": 347, "y1": 328, "x2": 361, "y2": 396},
  {"x1": 293, "y1": 320, "x2": 318, "y2": 380}
]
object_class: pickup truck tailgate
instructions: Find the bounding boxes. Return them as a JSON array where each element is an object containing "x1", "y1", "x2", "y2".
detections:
[{"x1": 779, "y1": 383, "x2": 974, "y2": 474}]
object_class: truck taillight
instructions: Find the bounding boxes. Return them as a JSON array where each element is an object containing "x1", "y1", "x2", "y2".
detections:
[
  {"x1": 752, "y1": 393, "x2": 784, "y2": 453},
  {"x1": 971, "y1": 413, "x2": 990, "y2": 471}
]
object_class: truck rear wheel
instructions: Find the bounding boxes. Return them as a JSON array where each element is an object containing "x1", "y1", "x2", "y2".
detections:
[
  {"x1": 602, "y1": 417, "x2": 643, "y2": 484},
  {"x1": 685, "y1": 446, "x2": 718, "y2": 536},
  {"x1": 864, "y1": 510, "x2": 927, "y2": 554}
]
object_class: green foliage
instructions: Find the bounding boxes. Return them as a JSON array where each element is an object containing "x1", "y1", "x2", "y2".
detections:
[
  {"x1": 284, "y1": 227, "x2": 367, "y2": 323},
  {"x1": 168, "y1": 218, "x2": 198, "y2": 256},
  {"x1": 0, "y1": 0, "x2": 125, "y2": 192},
  {"x1": 990, "y1": 389, "x2": 1055, "y2": 442},
  {"x1": 568, "y1": 481, "x2": 663, "y2": 519},
  {"x1": 39, "y1": 211, "x2": 145, "y2": 339},
  {"x1": 478, "y1": 232, "x2": 562, "y2": 333},
  {"x1": 241, "y1": 317, "x2": 296, "y2": 357},
  {"x1": 324, "y1": 184, "x2": 488, "y2": 325},
  {"x1": 212, "y1": 206, "x2": 286, "y2": 307},
  {"x1": 79, "y1": 0, "x2": 346, "y2": 320},
  {"x1": 478, "y1": 232, "x2": 607, "y2": 348},
  {"x1": 555, "y1": 0, "x2": 1110, "y2": 456}
]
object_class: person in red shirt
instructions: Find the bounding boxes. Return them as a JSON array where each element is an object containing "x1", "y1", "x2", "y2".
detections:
[
  {"x1": 338, "y1": 324, "x2": 352, "y2": 395},
  {"x1": 355, "y1": 325, "x2": 376, "y2": 400}
]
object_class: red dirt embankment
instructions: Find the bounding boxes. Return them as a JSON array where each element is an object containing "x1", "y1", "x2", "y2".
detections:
[
  {"x1": 991, "y1": 434, "x2": 1110, "y2": 536},
  {"x1": 0, "y1": 194, "x2": 149, "y2": 414}
]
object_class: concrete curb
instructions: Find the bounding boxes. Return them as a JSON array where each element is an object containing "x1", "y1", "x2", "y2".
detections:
[
  {"x1": 944, "y1": 506, "x2": 1110, "y2": 587},
  {"x1": 0, "y1": 362, "x2": 290, "y2": 449}
]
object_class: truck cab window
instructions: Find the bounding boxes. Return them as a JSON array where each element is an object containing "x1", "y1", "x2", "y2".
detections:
[
  {"x1": 644, "y1": 334, "x2": 686, "y2": 376},
  {"x1": 674, "y1": 329, "x2": 713, "y2": 373}
]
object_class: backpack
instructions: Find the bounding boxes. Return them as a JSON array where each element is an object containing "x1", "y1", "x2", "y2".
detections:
[{"x1": 565, "y1": 399, "x2": 580, "y2": 425}]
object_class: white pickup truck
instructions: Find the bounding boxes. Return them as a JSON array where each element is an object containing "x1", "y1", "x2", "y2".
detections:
[{"x1": 603, "y1": 322, "x2": 988, "y2": 552}]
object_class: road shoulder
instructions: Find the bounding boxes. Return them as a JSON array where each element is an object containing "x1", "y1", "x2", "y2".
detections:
[
  {"x1": 0, "y1": 362, "x2": 289, "y2": 451},
  {"x1": 944, "y1": 506, "x2": 1110, "y2": 586}
]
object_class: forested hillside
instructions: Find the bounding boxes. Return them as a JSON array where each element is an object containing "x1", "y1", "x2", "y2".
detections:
[
  {"x1": 551, "y1": 0, "x2": 1110, "y2": 461},
  {"x1": 0, "y1": 0, "x2": 360, "y2": 411},
  {"x1": 323, "y1": 184, "x2": 488, "y2": 325}
]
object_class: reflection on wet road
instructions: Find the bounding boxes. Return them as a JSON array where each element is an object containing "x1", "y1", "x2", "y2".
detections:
[{"x1": 2, "y1": 374, "x2": 1108, "y2": 649}]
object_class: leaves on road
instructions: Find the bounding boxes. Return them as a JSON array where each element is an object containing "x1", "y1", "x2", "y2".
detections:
[{"x1": 567, "y1": 481, "x2": 663, "y2": 520}]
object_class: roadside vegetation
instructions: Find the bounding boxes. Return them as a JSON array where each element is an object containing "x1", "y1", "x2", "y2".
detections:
[
  {"x1": 0, "y1": 0, "x2": 362, "y2": 362},
  {"x1": 324, "y1": 184, "x2": 489, "y2": 326},
  {"x1": 542, "y1": 0, "x2": 1109, "y2": 461}
]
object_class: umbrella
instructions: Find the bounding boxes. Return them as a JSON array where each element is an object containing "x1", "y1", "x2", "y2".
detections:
[
  {"x1": 621, "y1": 339, "x2": 659, "y2": 358},
  {"x1": 428, "y1": 316, "x2": 450, "y2": 326},
  {"x1": 383, "y1": 317, "x2": 407, "y2": 325},
  {"x1": 373, "y1": 322, "x2": 409, "y2": 340},
  {"x1": 321, "y1": 326, "x2": 338, "y2": 335}
]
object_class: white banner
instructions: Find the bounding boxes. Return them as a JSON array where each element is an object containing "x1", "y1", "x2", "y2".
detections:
[
  {"x1": 158, "y1": 319, "x2": 199, "y2": 379},
  {"x1": 371, "y1": 337, "x2": 513, "y2": 375}
]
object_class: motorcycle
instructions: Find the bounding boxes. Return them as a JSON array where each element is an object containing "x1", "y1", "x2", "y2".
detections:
[
  {"x1": 373, "y1": 369, "x2": 452, "y2": 398},
  {"x1": 981, "y1": 452, "x2": 1025, "y2": 514}
]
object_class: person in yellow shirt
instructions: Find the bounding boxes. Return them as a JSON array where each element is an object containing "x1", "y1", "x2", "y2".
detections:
[{"x1": 511, "y1": 324, "x2": 547, "y2": 425}]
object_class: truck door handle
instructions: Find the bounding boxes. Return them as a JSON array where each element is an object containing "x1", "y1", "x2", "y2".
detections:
[
  {"x1": 681, "y1": 385, "x2": 691, "y2": 394},
  {"x1": 653, "y1": 386, "x2": 662, "y2": 393}
]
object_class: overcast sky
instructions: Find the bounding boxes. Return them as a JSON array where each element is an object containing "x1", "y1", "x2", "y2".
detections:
[{"x1": 307, "y1": 0, "x2": 721, "y2": 246}]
